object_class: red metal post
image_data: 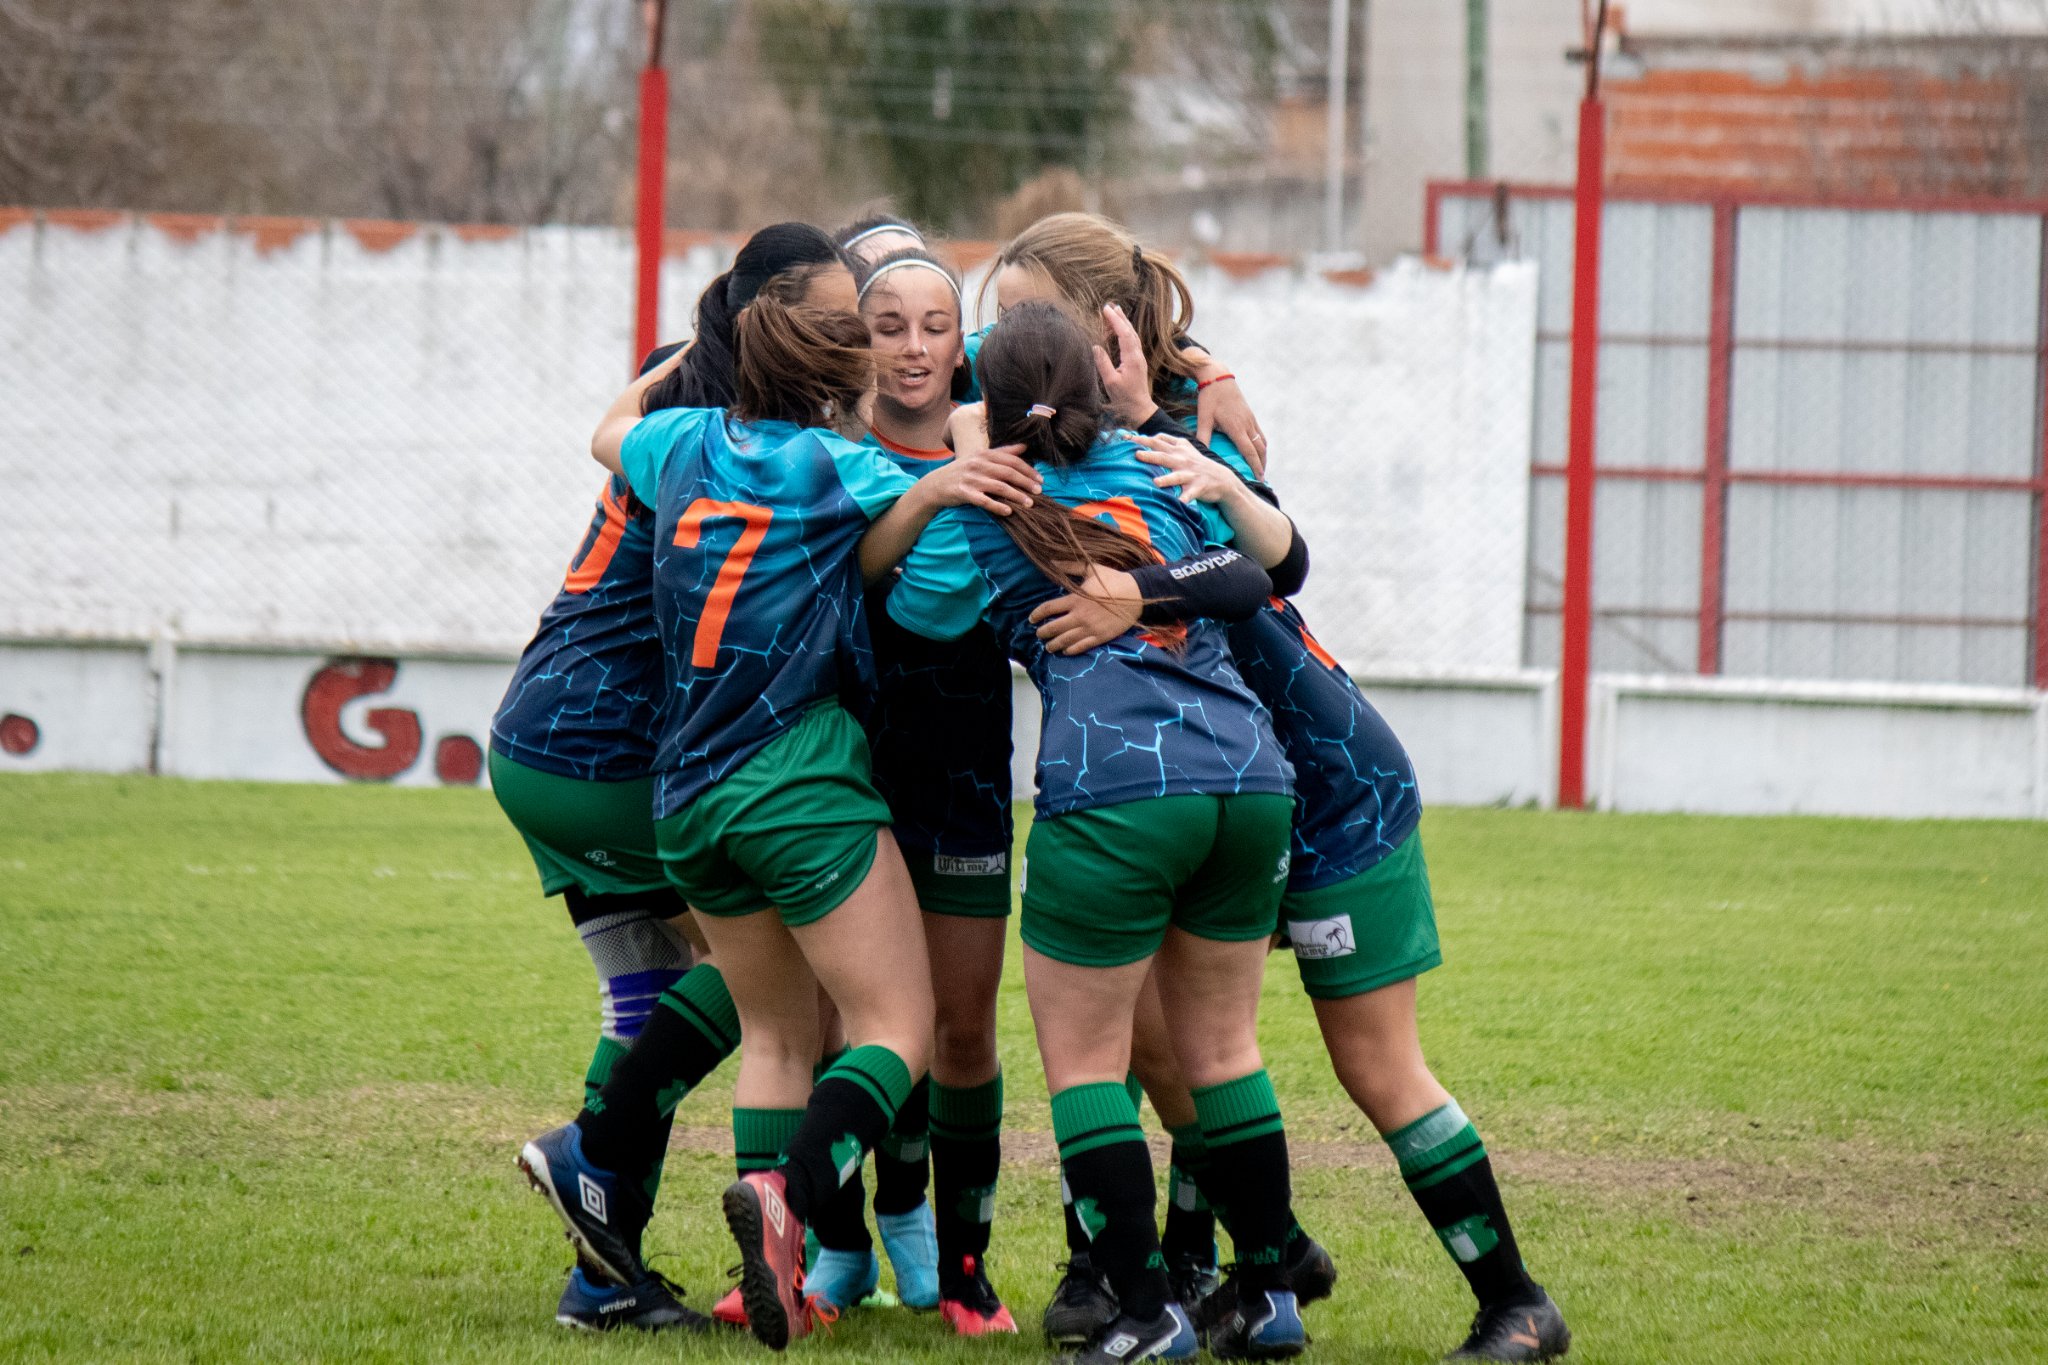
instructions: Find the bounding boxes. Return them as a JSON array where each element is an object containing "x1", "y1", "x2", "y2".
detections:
[
  {"x1": 1557, "y1": 94, "x2": 1605, "y2": 809},
  {"x1": 1698, "y1": 202, "x2": 1737, "y2": 675},
  {"x1": 2036, "y1": 213, "x2": 2048, "y2": 688},
  {"x1": 632, "y1": 1, "x2": 670, "y2": 370}
]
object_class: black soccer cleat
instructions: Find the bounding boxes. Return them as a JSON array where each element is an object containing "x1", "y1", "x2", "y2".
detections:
[
  {"x1": 1042, "y1": 1254, "x2": 1120, "y2": 1349},
  {"x1": 1207, "y1": 1286, "x2": 1306, "y2": 1360},
  {"x1": 517, "y1": 1122, "x2": 653, "y2": 1289},
  {"x1": 556, "y1": 1264, "x2": 712, "y2": 1332},
  {"x1": 1166, "y1": 1253, "x2": 1221, "y2": 1322},
  {"x1": 1286, "y1": 1235, "x2": 1338, "y2": 1306},
  {"x1": 1059, "y1": 1303, "x2": 1198, "y2": 1362},
  {"x1": 1446, "y1": 1291, "x2": 1571, "y2": 1362},
  {"x1": 1194, "y1": 1237, "x2": 1337, "y2": 1340}
]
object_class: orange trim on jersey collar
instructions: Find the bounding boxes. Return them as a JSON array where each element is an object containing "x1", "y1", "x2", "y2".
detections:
[{"x1": 870, "y1": 429, "x2": 953, "y2": 462}]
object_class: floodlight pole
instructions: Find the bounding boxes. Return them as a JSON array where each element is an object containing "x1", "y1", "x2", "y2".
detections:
[
  {"x1": 633, "y1": 0, "x2": 671, "y2": 370},
  {"x1": 1557, "y1": 0, "x2": 1607, "y2": 810}
]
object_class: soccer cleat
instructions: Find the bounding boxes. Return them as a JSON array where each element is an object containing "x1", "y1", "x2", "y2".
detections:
[
  {"x1": 805, "y1": 1247, "x2": 880, "y2": 1313},
  {"x1": 1195, "y1": 1237, "x2": 1338, "y2": 1339},
  {"x1": 1286, "y1": 1236, "x2": 1338, "y2": 1306},
  {"x1": 555, "y1": 1265, "x2": 711, "y2": 1333},
  {"x1": 1166, "y1": 1253, "x2": 1221, "y2": 1322},
  {"x1": 1060, "y1": 1303, "x2": 1198, "y2": 1363},
  {"x1": 876, "y1": 1200, "x2": 941, "y2": 1309},
  {"x1": 711, "y1": 1282, "x2": 748, "y2": 1328},
  {"x1": 517, "y1": 1123, "x2": 650, "y2": 1289},
  {"x1": 1207, "y1": 1287, "x2": 1306, "y2": 1360},
  {"x1": 937, "y1": 1253, "x2": 1018, "y2": 1335},
  {"x1": 1446, "y1": 1291, "x2": 1571, "y2": 1362},
  {"x1": 1042, "y1": 1255, "x2": 1120, "y2": 1348},
  {"x1": 722, "y1": 1171, "x2": 811, "y2": 1350}
]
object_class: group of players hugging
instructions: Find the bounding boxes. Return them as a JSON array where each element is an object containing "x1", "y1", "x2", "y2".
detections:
[{"x1": 490, "y1": 210, "x2": 1571, "y2": 1363}]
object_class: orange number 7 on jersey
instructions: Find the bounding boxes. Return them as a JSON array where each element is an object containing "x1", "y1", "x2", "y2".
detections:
[
  {"x1": 1072, "y1": 496, "x2": 1153, "y2": 548},
  {"x1": 674, "y1": 499, "x2": 775, "y2": 668}
]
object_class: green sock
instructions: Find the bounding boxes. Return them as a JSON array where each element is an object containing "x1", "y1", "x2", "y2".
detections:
[
  {"x1": 930, "y1": 1072, "x2": 1004, "y2": 1257},
  {"x1": 733, "y1": 1107, "x2": 804, "y2": 1176},
  {"x1": 1386, "y1": 1100, "x2": 1538, "y2": 1306},
  {"x1": 1124, "y1": 1070, "x2": 1147, "y2": 1114},
  {"x1": 1190, "y1": 1070, "x2": 1292, "y2": 1287},
  {"x1": 1052, "y1": 1082, "x2": 1167, "y2": 1319},
  {"x1": 1160, "y1": 1120, "x2": 1218, "y2": 1265}
]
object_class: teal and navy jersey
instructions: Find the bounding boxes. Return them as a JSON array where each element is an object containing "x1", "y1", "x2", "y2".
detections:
[
  {"x1": 861, "y1": 432, "x2": 1014, "y2": 859},
  {"x1": 887, "y1": 434, "x2": 1291, "y2": 819},
  {"x1": 491, "y1": 476, "x2": 664, "y2": 782},
  {"x1": 620, "y1": 409, "x2": 916, "y2": 818},
  {"x1": 1196, "y1": 439, "x2": 1423, "y2": 888}
]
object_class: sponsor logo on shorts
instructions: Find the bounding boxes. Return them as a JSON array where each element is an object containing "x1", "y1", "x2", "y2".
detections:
[
  {"x1": 934, "y1": 852, "x2": 1007, "y2": 876},
  {"x1": 1289, "y1": 913, "x2": 1356, "y2": 960},
  {"x1": 1018, "y1": 856, "x2": 1028, "y2": 895},
  {"x1": 583, "y1": 849, "x2": 618, "y2": 868},
  {"x1": 813, "y1": 868, "x2": 843, "y2": 893},
  {"x1": 1272, "y1": 851, "x2": 1291, "y2": 884}
]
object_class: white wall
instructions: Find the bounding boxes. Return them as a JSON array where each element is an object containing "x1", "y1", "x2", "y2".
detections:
[
  {"x1": 7, "y1": 642, "x2": 2041, "y2": 820},
  {"x1": 0, "y1": 212, "x2": 1538, "y2": 677}
]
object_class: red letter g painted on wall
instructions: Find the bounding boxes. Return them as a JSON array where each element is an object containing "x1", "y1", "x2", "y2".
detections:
[{"x1": 301, "y1": 658, "x2": 422, "y2": 781}]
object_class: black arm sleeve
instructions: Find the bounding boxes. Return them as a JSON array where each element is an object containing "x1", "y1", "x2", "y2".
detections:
[
  {"x1": 1130, "y1": 548, "x2": 1272, "y2": 625},
  {"x1": 1264, "y1": 519, "x2": 1310, "y2": 598}
]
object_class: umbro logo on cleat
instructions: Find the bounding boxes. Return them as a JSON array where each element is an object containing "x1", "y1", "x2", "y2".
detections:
[
  {"x1": 578, "y1": 1172, "x2": 608, "y2": 1224},
  {"x1": 762, "y1": 1181, "x2": 788, "y2": 1237},
  {"x1": 1103, "y1": 1333, "x2": 1138, "y2": 1357}
]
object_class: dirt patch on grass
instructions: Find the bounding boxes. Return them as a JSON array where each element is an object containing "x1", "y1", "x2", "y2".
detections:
[{"x1": 11, "y1": 1083, "x2": 2040, "y2": 1249}]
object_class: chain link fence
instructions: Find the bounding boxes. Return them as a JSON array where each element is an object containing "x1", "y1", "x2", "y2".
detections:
[{"x1": 0, "y1": 211, "x2": 1538, "y2": 679}]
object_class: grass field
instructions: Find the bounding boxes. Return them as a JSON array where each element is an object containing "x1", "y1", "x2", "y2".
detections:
[{"x1": 1, "y1": 772, "x2": 2044, "y2": 1363}]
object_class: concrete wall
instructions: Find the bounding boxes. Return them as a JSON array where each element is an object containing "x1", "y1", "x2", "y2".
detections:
[
  {"x1": 6, "y1": 641, "x2": 2042, "y2": 819},
  {"x1": 0, "y1": 211, "x2": 1539, "y2": 677}
]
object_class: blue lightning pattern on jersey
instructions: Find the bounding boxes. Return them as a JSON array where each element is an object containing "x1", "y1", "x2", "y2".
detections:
[
  {"x1": 860, "y1": 434, "x2": 1014, "y2": 859},
  {"x1": 1188, "y1": 430, "x2": 1424, "y2": 889},
  {"x1": 621, "y1": 408, "x2": 916, "y2": 819},
  {"x1": 490, "y1": 475, "x2": 664, "y2": 781},
  {"x1": 888, "y1": 435, "x2": 1291, "y2": 819}
]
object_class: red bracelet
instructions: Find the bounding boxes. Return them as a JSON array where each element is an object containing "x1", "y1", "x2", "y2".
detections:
[{"x1": 1195, "y1": 372, "x2": 1236, "y2": 391}]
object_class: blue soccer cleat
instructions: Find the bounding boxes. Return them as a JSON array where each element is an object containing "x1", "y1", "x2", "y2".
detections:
[
  {"x1": 876, "y1": 1201, "x2": 941, "y2": 1309},
  {"x1": 1207, "y1": 1287, "x2": 1306, "y2": 1360},
  {"x1": 556, "y1": 1264, "x2": 711, "y2": 1332},
  {"x1": 806, "y1": 1246, "x2": 881, "y2": 1312},
  {"x1": 517, "y1": 1123, "x2": 651, "y2": 1289}
]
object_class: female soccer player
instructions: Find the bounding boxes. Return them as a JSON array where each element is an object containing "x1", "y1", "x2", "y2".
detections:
[
  {"x1": 841, "y1": 244, "x2": 1018, "y2": 1333},
  {"x1": 835, "y1": 212, "x2": 927, "y2": 269},
  {"x1": 491, "y1": 223, "x2": 869, "y2": 1333},
  {"x1": 885, "y1": 301, "x2": 1308, "y2": 1364},
  {"x1": 1031, "y1": 269, "x2": 1573, "y2": 1362},
  {"x1": 521, "y1": 225, "x2": 1041, "y2": 1352}
]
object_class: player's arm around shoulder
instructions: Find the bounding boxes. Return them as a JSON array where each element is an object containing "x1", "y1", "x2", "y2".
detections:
[{"x1": 885, "y1": 507, "x2": 993, "y2": 642}]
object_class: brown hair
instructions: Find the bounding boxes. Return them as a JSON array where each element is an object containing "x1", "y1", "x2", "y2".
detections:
[
  {"x1": 731, "y1": 291, "x2": 874, "y2": 430},
  {"x1": 977, "y1": 301, "x2": 1181, "y2": 644},
  {"x1": 994, "y1": 212, "x2": 1200, "y2": 416}
]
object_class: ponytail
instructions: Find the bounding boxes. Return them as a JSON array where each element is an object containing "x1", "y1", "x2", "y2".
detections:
[
  {"x1": 731, "y1": 296, "x2": 873, "y2": 429},
  {"x1": 976, "y1": 300, "x2": 1183, "y2": 644}
]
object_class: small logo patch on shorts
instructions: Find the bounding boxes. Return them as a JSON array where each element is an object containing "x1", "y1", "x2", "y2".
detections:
[
  {"x1": 933, "y1": 852, "x2": 1007, "y2": 876},
  {"x1": 583, "y1": 849, "x2": 618, "y2": 867},
  {"x1": 1289, "y1": 913, "x2": 1357, "y2": 959}
]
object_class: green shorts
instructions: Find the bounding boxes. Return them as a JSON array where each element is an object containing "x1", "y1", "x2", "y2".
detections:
[
  {"x1": 1282, "y1": 831, "x2": 1442, "y2": 1000},
  {"x1": 1020, "y1": 792, "x2": 1294, "y2": 968},
  {"x1": 487, "y1": 748, "x2": 671, "y2": 897},
  {"x1": 903, "y1": 845, "x2": 1013, "y2": 918},
  {"x1": 654, "y1": 703, "x2": 892, "y2": 928}
]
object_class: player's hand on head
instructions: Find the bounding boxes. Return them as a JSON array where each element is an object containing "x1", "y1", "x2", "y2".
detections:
[
  {"x1": 946, "y1": 402, "x2": 990, "y2": 459},
  {"x1": 1029, "y1": 567, "x2": 1143, "y2": 654},
  {"x1": 929, "y1": 443, "x2": 1039, "y2": 516},
  {"x1": 1193, "y1": 368, "x2": 1267, "y2": 476},
  {"x1": 1131, "y1": 432, "x2": 1240, "y2": 506},
  {"x1": 1093, "y1": 304, "x2": 1157, "y2": 426}
]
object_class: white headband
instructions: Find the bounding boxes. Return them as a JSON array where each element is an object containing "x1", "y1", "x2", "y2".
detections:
[
  {"x1": 857, "y1": 257, "x2": 963, "y2": 308},
  {"x1": 842, "y1": 223, "x2": 924, "y2": 252}
]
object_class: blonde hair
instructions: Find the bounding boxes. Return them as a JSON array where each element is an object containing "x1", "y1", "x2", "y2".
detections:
[{"x1": 994, "y1": 212, "x2": 1200, "y2": 411}]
